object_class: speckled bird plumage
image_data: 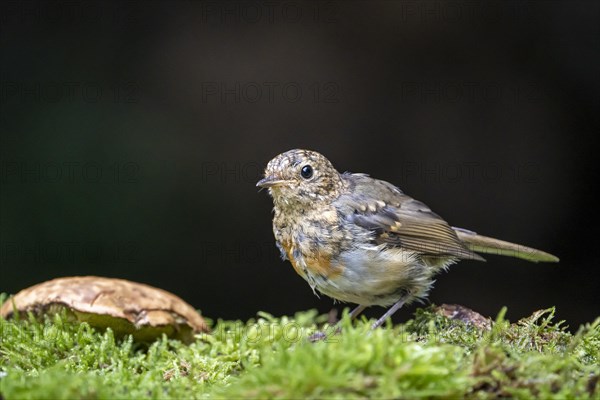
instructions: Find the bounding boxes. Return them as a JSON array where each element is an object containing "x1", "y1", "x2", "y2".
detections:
[{"x1": 257, "y1": 149, "x2": 559, "y2": 328}]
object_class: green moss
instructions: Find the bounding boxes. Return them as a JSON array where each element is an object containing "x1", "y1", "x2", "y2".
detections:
[{"x1": 1, "y1": 294, "x2": 598, "y2": 399}]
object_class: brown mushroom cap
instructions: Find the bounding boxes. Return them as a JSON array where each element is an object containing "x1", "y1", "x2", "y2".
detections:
[{"x1": 0, "y1": 276, "x2": 209, "y2": 343}]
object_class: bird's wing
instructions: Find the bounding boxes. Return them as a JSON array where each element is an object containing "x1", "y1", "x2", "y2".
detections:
[{"x1": 337, "y1": 174, "x2": 484, "y2": 261}]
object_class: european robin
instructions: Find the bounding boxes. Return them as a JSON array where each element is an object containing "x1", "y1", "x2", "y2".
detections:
[{"x1": 257, "y1": 149, "x2": 559, "y2": 329}]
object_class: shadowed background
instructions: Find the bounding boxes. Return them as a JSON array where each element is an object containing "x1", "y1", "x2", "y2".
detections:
[{"x1": 1, "y1": 1, "x2": 598, "y2": 328}]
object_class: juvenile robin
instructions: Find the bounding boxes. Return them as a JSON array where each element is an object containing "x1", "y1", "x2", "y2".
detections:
[{"x1": 257, "y1": 149, "x2": 559, "y2": 329}]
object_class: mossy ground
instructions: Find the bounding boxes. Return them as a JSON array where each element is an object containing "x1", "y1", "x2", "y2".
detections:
[{"x1": 1, "y1": 293, "x2": 598, "y2": 399}]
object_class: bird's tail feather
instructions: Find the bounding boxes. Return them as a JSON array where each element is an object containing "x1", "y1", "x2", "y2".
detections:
[{"x1": 453, "y1": 227, "x2": 559, "y2": 263}]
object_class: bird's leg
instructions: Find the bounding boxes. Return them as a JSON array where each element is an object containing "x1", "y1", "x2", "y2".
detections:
[
  {"x1": 348, "y1": 304, "x2": 367, "y2": 321},
  {"x1": 308, "y1": 305, "x2": 367, "y2": 342},
  {"x1": 330, "y1": 304, "x2": 367, "y2": 334},
  {"x1": 371, "y1": 299, "x2": 407, "y2": 330}
]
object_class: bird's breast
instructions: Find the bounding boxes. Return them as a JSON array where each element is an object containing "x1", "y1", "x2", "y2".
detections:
[{"x1": 273, "y1": 207, "x2": 346, "y2": 284}]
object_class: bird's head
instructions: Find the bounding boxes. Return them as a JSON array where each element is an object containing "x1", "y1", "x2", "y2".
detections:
[{"x1": 257, "y1": 149, "x2": 345, "y2": 210}]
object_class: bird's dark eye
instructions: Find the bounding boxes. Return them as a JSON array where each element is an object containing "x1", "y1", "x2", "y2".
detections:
[{"x1": 300, "y1": 165, "x2": 313, "y2": 179}]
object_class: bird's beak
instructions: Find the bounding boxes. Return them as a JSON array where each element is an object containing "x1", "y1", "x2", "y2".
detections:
[{"x1": 256, "y1": 176, "x2": 290, "y2": 188}]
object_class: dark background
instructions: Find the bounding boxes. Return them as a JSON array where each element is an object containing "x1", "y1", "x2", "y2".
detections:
[{"x1": 1, "y1": 1, "x2": 598, "y2": 329}]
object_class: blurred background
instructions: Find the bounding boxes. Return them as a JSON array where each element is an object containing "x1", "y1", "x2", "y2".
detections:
[{"x1": 1, "y1": 1, "x2": 598, "y2": 329}]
